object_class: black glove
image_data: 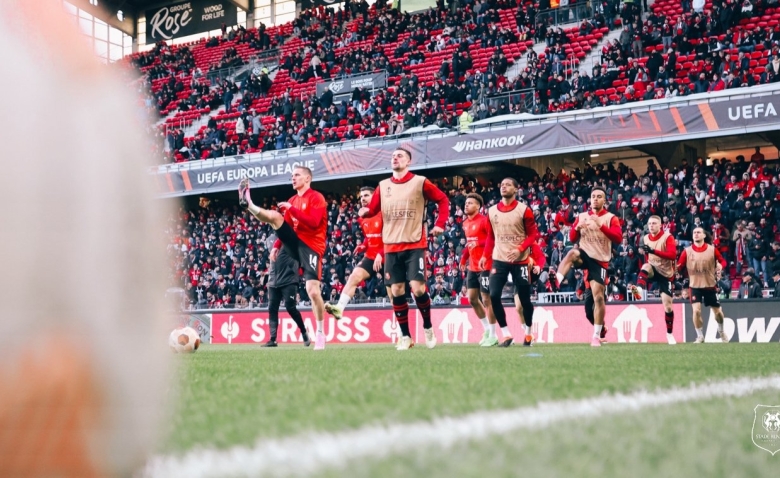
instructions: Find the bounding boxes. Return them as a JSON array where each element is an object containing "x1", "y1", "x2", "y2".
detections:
[{"x1": 641, "y1": 244, "x2": 654, "y2": 255}]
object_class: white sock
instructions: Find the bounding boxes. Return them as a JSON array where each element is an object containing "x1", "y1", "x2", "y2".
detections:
[
  {"x1": 479, "y1": 316, "x2": 490, "y2": 332},
  {"x1": 316, "y1": 320, "x2": 324, "y2": 334},
  {"x1": 489, "y1": 325, "x2": 497, "y2": 338},
  {"x1": 337, "y1": 292, "x2": 353, "y2": 310},
  {"x1": 556, "y1": 272, "x2": 565, "y2": 284},
  {"x1": 717, "y1": 322, "x2": 724, "y2": 333},
  {"x1": 501, "y1": 326, "x2": 511, "y2": 338},
  {"x1": 524, "y1": 324, "x2": 532, "y2": 335},
  {"x1": 594, "y1": 324, "x2": 603, "y2": 337},
  {"x1": 696, "y1": 327, "x2": 704, "y2": 338}
]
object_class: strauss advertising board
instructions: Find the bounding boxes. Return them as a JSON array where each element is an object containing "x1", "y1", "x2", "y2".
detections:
[
  {"x1": 210, "y1": 303, "x2": 684, "y2": 345},
  {"x1": 145, "y1": 0, "x2": 238, "y2": 43}
]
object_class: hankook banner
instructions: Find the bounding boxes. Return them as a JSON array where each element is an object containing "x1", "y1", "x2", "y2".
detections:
[
  {"x1": 156, "y1": 93, "x2": 780, "y2": 196},
  {"x1": 315, "y1": 71, "x2": 387, "y2": 97},
  {"x1": 145, "y1": 0, "x2": 238, "y2": 43}
]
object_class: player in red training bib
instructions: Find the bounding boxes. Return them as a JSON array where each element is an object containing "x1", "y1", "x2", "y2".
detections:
[
  {"x1": 630, "y1": 215, "x2": 679, "y2": 345},
  {"x1": 459, "y1": 193, "x2": 498, "y2": 346},
  {"x1": 555, "y1": 187, "x2": 621, "y2": 347},
  {"x1": 677, "y1": 227, "x2": 729, "y2": 343},
  {"x1": 238, "y1": 167, "x2": 330, "y2": 350},
  {"x1": 359, "y1": 148, "x2": 450, "y2": 351},
  {"x1": 325, "y1": 186, "x2": 391, "y2": 319}
]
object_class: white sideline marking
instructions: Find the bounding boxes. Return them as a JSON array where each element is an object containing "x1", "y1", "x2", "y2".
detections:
[{"x1": 143, "y1": 375, "x2": 780, "y2": 477}]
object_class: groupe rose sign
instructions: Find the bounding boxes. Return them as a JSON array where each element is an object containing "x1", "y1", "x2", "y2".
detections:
[
  {"x1": 146, "y1": 1, "x2": 237, "y2": 43},
  {"x1": 148, "y1": 3, "x2": 193, "y2": 40}
]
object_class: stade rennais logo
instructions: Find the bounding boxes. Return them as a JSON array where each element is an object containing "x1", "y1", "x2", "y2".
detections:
[
  {"x1": 452, "y1": 134, "x2": 525, "y2": 153},
  {"x1": 752, "y1": 405, "x2": 780, "y2": 455}
]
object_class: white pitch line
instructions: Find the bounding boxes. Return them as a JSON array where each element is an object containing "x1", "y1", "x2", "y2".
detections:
[{"x1": 143, "y1": 375, "x2": 780, "y2": 478}]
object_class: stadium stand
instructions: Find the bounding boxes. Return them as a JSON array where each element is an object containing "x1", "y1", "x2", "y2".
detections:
[
  {"x1": 158, "y1": 0, "x2": 613, "y2": 162},
  {"x1": 169, "y1": 154, "x2": 780, "y2": 309},
  {"x1": 149, "y1": 0, "x2": 780, "y2": 163}
]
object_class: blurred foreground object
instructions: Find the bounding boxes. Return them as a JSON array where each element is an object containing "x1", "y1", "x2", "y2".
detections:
[{"x1": 0, "y1": 1, "x2": 172, "y2": 475}]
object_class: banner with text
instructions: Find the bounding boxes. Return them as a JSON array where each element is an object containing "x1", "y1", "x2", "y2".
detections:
[
  {"x1": 157, "y1": 94, "x2": 780, "y2": 197},
  {"x1": 145, "y1": 0, "x2": 238, "y2": 43},
  {"x1": 173, "y1": 313, "x2": 212, "y2": 344},
  {"x1": 209, "y1": 303, "x2": 683, "y2": 345},
  {"x1": 315, "y1": 71, "x2": 387, "y2": 97},
  {"x1": 683, "y1": 300, "x2": 780, "y2": 342}
]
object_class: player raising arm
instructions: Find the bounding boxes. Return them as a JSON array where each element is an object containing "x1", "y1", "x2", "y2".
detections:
[
  {"x1": 677, "y1": 227, "x2": 730, "y2": 343},
  {"x1": 238, "y1": 167, "x2": 330, "y2": 350}
]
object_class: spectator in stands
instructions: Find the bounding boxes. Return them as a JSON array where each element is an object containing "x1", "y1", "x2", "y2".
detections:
[
  {"x1": 738, "y1": 269, "x2": 763, "y2": 298},
  {"x1": 773, "y1": 269, "x2": 780, "y2": 298},
  {"x1": 749, "y1": 230, "x2": 769, "y2": 284},
  {"x1": 751, "y1": 146, "x2": 766, "y2": 164}
]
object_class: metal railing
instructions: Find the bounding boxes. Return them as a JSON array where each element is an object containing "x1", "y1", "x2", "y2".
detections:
[
  {"x1": 538, "y1": 292, "x2": 578, "y2": 303},
  {"x1": 204, "y1": 48, "x2": 281, "y2": 86},
  {"x1": 536, "y1": 1, "x2": 595, "y2": 29},
  {"x1": 475, "y1": 87, "x2": 537, "y2": 113}
]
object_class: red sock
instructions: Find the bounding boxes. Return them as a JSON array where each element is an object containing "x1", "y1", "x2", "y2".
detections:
[
  {"x1": 637, "y1": 270, "x2": 648, "y2": 289},
  {"x1": 665, "y1": 310, "x2": 674, "y2": 334},
  {"x1": 415, "y1": 292, "x2": 432, "y2": 329},
  {"x1": 392, "y1": 296, "x2": 410, "y2": 337}
]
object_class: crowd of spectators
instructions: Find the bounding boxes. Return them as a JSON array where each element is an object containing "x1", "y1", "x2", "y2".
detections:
[
  {"x1": 153, "y1": 0, "x2": 780, "y2": 163},
  {"x1": 167, "y1": 150, "x2": 780, "y2": 310}
]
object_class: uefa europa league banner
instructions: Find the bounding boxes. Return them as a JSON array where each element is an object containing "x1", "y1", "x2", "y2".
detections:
[
  {"x1": 145, "y1": 0, "x2": 238, "y2": 43},
  {"x1": 156, "y1": 93, "x2": 780, "y2": 197}
]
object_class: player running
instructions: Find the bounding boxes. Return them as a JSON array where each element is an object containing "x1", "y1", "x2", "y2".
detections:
[
  {"x1": 555, "y1": 187, "x2": 622, "y2": 347},
  {"x1": 630, "y1": 215, "x2": 678, "y2": 345},
  {"x1": 359, "y1": 148, "x2": 450, "y2": 351},
  {"x1": 238, "y1": 167, "x2": 330, "y2": 350},
  {"x1": 325, "y1": 186, "x2": 391, "y2": 319},
  {"x1": 515, "y1": 241, "x2": 548, "y2": 345},
  {"x1": 263, "y1": 247, "x2": 311, "y2": 347},
  {"x1": 575, "y1": 270, "x2": 609, "y2": 343},
  {"x1": 481, "y1": 178, "x2": 538, "y2": 347},
  {"x1": 458, "y1": 193, "x2": 498, "y2": 347},
  {"x1": 677, "y1": 227, "x2": 730, "y2": 343}
]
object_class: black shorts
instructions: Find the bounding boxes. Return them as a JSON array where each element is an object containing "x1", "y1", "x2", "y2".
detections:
[
  {"x1": 691, "y1": 288, "x2": 720, "y2": 308},
  {"x1": 466, "y1": 270, "x2": 490, "y2": 294},
  {"x1": 650, "y1": 266, "x2": 674, "y2": 298},
  {"x1": 357, "y1": 256, "x2": 381, "y2": 275},
  {"x1": 276, "y1": 222, "x2": 322, "y2": 281},
  {"x1": 385, "y1": 249, "x2": 426, "y2": 284},
  {"x1": 268, "y1": 283, "x2": 298, "y2": 310},
  {"x1": 578, "y1": 249, "x2": 607, "y2": 286},
  {"x1": 489, "y1": 260, "x2": 531, "y2": 297}
]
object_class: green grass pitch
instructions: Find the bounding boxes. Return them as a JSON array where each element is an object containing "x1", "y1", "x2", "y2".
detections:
[{"x1": 162, "y1": 343, "x2": 780, "y2": 476}]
